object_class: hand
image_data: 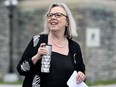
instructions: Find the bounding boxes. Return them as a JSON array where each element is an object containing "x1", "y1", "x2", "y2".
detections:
[
  {"x1": 76, "y1": 71, "x2": 86, "y2": 84},
  {"x1": 32, "y1": 43, "x2": 47, "y2": 64},
  {"x1": 37, "y1": 43, "x2": 47, "y2": 57}
]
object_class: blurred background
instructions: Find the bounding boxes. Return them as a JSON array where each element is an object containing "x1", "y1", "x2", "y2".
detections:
[{"x1": 0, "y1": 0, "x2": 116, "y2": 86}]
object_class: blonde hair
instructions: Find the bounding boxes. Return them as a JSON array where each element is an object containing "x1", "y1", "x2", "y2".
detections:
[{"x1": 42, "y1": 3, "x2": 78, "y2": 38}]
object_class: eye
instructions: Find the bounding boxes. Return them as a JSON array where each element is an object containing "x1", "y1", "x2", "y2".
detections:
[
  {"x1": 55, "y1": 13, "x2": 62, "y2": 18},
  {"x1": 47, "y1": 13, "x2": 67, "y2": 19},
  {"x1": 47, "y1": 13, "x2": 53, "y2": 17}
]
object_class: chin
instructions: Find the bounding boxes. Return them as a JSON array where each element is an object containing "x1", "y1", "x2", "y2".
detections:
[{"x1": 50, "y1": 28, "x2": 58, "y2": 31}]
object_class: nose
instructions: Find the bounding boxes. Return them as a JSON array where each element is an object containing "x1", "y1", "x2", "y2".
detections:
[{"x1": 51, "y1": 15, "x2": 56, "y2": 19}]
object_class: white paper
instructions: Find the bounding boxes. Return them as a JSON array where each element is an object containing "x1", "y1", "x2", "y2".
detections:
[{"x1": 67, "y1": 71, "x2": 88, "y2": 87}]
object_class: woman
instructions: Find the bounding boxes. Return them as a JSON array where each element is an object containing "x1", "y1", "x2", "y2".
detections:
[{"x1": 17, "y1": 3, "x2": 86, "y2": 87}]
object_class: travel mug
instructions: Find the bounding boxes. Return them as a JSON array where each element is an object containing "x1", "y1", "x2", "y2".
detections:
[{"x1": 41, "y1": 45, "x2": 52, "y2": 73}]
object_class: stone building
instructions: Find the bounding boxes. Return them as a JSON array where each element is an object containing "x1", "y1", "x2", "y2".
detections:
[{"x1": 0, "y1": 0, "x2": 116, "y2": 82}]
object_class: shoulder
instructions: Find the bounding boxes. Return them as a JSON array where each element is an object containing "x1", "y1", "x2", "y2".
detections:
[
  {"x1": 68, "y1": 38, "x2": 80, "y2": 48},
  {"x1": 33, "y1": 34, "x2": 48, "y2": 47},
  {"x1": 33, "y1": 34, "x2": 47, "y2": 40},
  {"x1": 33, "y1": 34, "x2": 41, "y2": 47},
  {"x1": 68, "y1": 38, "x2": 81, "y2": 53}
]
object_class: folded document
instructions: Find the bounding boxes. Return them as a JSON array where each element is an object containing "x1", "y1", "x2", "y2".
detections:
[{"x1": 67, "y1": 71, "x2": 88, "y2": 87}]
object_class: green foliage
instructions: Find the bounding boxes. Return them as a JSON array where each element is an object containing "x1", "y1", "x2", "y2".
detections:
[
  {"x1": 0, "y1": 80, "x2": 23, "y2": 84},
  {"x1": 0, "y1": 79, "x2": 116, "y2": 86},
  {"x1": 86, "y1": 79, "x2": 116, "y2": 86}
]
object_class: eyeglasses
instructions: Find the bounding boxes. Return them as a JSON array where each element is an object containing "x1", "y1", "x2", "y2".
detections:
[{"x1": 47, "y1": 13, "x2": 67, "y2": 19}]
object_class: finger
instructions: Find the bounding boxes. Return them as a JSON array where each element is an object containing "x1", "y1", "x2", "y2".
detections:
[
  {"x1": 39, "y1": 43, "x2": 46, "y2": 51},
  {"x1": 76, "y1": 72, "x2": 85, "y2": 84},
  {"x1": 76, "y1": 75, "x2": 81, "y2": 84},
  {"x1": 38, "y1": 43, "x2": 46, "y2": 55},
  {"x1": 40, "y1": 43, "x2": 46, "y2": 47},
  {"x1": 39, "y1": 43, "x2": 47, "y2": 55}
]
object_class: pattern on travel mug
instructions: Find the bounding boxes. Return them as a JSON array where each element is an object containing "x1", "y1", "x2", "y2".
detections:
[{"x1": 41, "y1": 45, "x2": 52, "y2": 73}]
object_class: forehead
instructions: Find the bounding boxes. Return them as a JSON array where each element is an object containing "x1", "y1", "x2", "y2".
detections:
[{"x1": 50, "y1": 6, "x2": 66, "y2": 14}]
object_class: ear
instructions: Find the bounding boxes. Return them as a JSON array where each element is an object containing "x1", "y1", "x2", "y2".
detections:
[
  {"x1": 66, "y1": 22, "x2": 69, "y2": 27},
  {"x1": 66, "y1": 18, "x2": 69, "y2": 27}
]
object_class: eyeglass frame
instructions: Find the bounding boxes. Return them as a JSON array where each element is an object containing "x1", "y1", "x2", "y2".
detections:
[{"x1": 47, "y1": 13, "x2": 68, "y2": 19}]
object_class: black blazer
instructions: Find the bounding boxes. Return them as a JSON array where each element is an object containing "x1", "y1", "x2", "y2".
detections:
[{"x1": 17, "y1": 34, "x2": 85, "y2": 87}]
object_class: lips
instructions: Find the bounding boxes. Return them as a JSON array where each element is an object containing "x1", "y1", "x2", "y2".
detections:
[
  {"x1": 51, "y1": 22, "x2": 57, "y2": 25},
  {"x1": 50, "y1": 20, "x2": 58, "y2": 25}
]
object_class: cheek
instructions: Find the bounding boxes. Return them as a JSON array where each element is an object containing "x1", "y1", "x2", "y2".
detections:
[
  {"x1": 47, "y1": 24, "x2": 51, "y2": 30},
  {"x1": 60, "y1": 20, "x2": 67, "y2": 27},
  {"x1": 47, "y1": 20, "x2": 51, "y2": 26},
  {"x1": 47, "y1": 22, "x2": 50, "y2": 29},
  {"x1": 62, "y1": 18, "x2": 67, "y2": 24}
]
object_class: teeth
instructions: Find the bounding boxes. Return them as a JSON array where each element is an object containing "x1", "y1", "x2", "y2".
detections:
[{"x1": 51, "y1": 22, "x2": 57, "y2": 25}]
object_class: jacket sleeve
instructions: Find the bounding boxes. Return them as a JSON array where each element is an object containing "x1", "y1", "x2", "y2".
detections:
[
  {"x1": 16, "y1": 38, "x2": 36, "y2": 76},
  {"x1": 75, "y1": 43, "x2": 85, "y2": 74}
]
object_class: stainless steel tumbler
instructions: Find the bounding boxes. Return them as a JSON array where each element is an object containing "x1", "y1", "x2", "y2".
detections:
[{"x1": 41, "y1": 45, "x2": 52, "y2": 73}]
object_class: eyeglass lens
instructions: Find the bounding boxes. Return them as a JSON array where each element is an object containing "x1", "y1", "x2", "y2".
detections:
[{"x1": 47, "y1": 13, "x2": 67, "y2": 18}]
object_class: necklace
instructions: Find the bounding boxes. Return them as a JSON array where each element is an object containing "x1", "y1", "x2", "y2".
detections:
[{"x1": 51, "y1": 37, "x2": 66, "y2": 48}]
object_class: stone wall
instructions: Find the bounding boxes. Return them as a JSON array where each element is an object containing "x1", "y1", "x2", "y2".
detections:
[
  {"x1": 0, "y1": 0, "x2": 116, "y2": 82},
  {"x1": 0, "y1": 1, "x2": 9, "y2": 78},
  {"x1": 78, "y1": 6, "x2": 116, "y2": 81}
]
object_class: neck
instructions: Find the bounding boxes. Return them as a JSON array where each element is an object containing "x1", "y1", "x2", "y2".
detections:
[
  {"x1": 49, "y1": 32, "x2": 65, "y2": 40},
  {"x1": 48, "y1": 33, "x2": 66, "y2": 48}
]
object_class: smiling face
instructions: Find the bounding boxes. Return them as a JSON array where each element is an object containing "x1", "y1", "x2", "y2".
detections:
[{"x1": 47, "y1": 6, "x2": 68, "y2": 34}]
